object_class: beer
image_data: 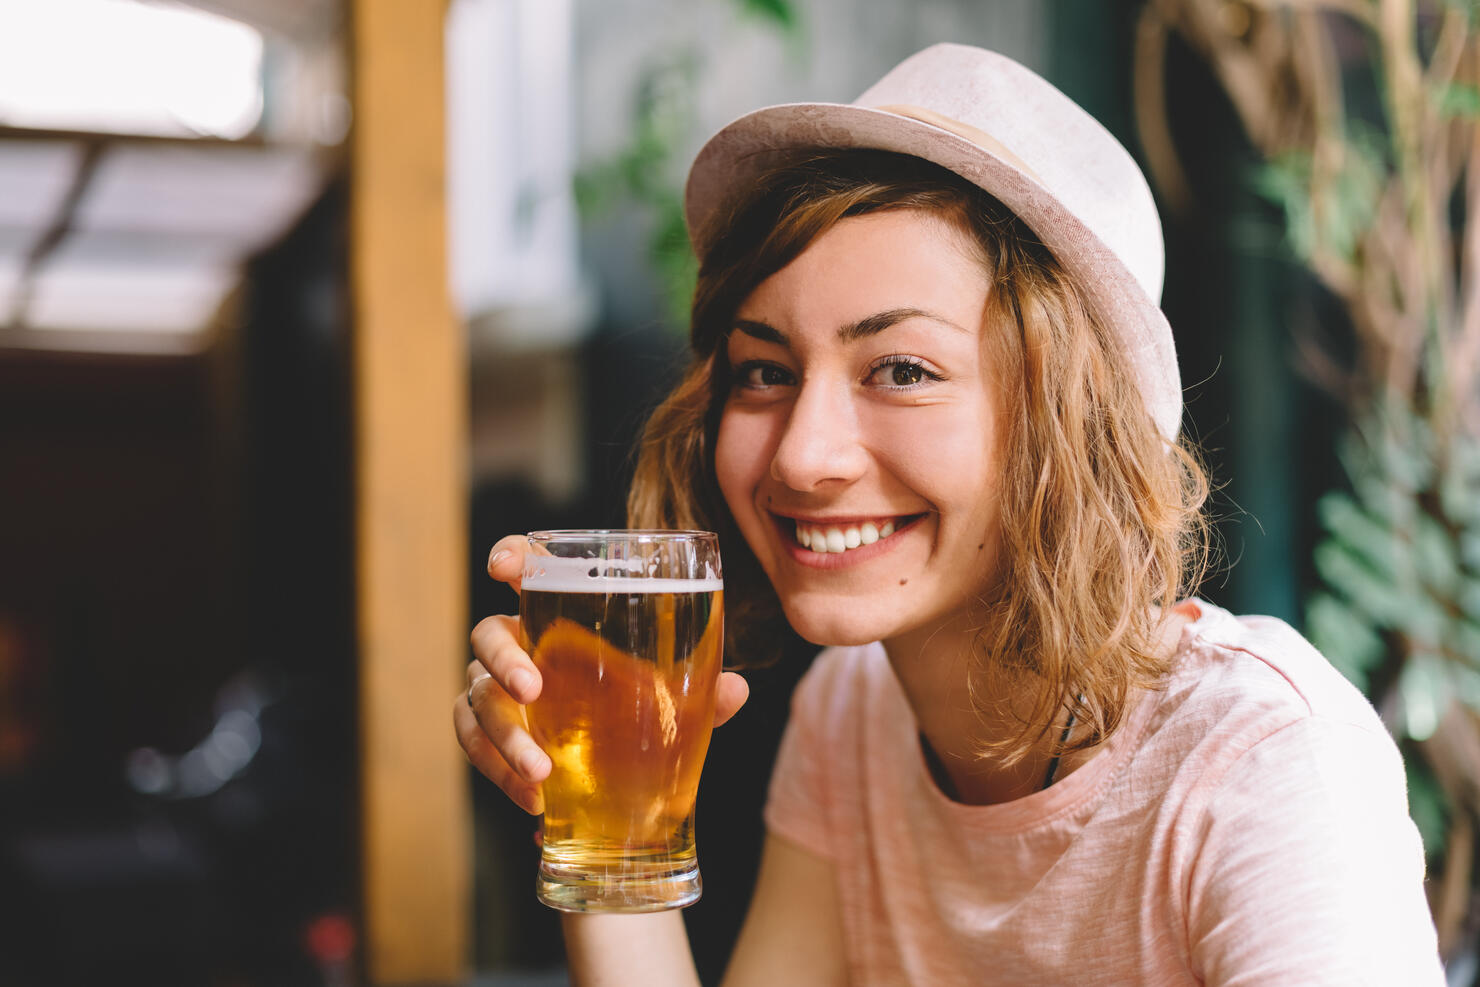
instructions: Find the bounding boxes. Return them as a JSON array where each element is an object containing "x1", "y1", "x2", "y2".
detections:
[{"x1": 520, "y1": 533, "x2": 723, "y2": 912}]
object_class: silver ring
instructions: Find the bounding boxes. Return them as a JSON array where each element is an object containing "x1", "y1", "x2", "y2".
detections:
[{"x1": 467, "y1": 682, "x2": 477, "y2": 709}]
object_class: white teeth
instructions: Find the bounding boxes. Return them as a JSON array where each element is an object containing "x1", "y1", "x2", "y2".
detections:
[{"x1": 792, "y1": 519, "x2": 902, "y2": 553}]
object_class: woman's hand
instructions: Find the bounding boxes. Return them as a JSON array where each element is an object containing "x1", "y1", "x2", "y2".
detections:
[{"x1": 454, "y1": 533, "x2": 751, "y2": 816}]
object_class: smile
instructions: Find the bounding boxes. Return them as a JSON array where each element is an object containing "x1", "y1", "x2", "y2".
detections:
[{"x1": 787, "y1": 514, "x2": 924, "y2": 555}]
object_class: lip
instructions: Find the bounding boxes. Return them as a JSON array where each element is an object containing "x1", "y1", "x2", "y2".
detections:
[{"x1": 768, "y1": 511, "x2": 926, "y2": 569}]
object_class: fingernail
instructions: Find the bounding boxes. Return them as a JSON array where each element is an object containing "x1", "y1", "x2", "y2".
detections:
[
  {"x1": 517, "y1": 748, "x2": 547, "y2": 779},
  {"x1": 508, "y1": 668, "x2": 533, "y2": 699},
  {"x1": 487, "y1": 548, "x2": 511, "y2": 572}
]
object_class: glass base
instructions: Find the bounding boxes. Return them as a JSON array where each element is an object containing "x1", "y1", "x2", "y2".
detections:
[{"x1": 536, "y1": 857, "x2": 702, "y2": 913}]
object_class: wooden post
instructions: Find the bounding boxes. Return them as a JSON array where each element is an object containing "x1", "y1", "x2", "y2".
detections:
[{"x1": 349, "y1": 0, "x2": 470, "y2": 982}]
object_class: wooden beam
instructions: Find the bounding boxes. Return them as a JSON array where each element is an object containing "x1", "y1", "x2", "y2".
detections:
[{"x1": 349, "y1": 1, "x2": 470, "y2": 982}]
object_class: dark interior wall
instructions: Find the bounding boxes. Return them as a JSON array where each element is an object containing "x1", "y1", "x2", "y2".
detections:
[
  {"x1": 0, "y1": 349, "x2": 235, "y2": 768},
  {"x1": 0, "y1": 180, "x2": 358, "y2": 986}
]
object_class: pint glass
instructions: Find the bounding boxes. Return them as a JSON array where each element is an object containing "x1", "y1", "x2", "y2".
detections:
[{"x1": 519, "y1": 530, "x2": 723, "y2": 912}]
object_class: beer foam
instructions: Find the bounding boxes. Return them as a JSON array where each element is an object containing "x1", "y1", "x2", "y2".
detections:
[{"x1": 523, "y1": 554, "x2": 722, "y2": 593}]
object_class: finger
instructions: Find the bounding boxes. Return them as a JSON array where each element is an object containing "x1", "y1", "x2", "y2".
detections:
[
  {"x1": 453, "y1": 691, "x2": 545, "y2": 815},
  {"x1": 469, "y1": 674, "x2": 552, "y2": 786},
  {"x1": 485, "y1": 535, "x2": 531, "y2": 594},
  {"x1": 714, "y1": 671, "x2": 749, "y2": 728},
  {"x1": 470, "y1": 614, "x2": 542, "y2": 704}
]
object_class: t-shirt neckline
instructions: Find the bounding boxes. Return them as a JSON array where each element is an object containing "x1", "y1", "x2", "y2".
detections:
[{"x1": 891, "y1": 599, "x2": 1220, "y2": 834}]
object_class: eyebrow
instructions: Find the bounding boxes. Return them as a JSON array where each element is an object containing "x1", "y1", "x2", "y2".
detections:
[{"x1": 730, "y1": 308, "x2": 968, "y2": 346}]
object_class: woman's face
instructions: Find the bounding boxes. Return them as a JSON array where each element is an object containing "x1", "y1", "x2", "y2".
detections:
[{"x1": 715, "y1": 208, "x2": 1007, "y2": 648}]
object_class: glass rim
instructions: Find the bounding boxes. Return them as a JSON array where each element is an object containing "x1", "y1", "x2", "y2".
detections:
[{"x1": 527, "y1": 529, "x2": 718, "y2": 542}]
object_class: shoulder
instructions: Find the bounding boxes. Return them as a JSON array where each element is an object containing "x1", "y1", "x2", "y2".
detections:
[
  {"x1": 1133, "y1": 600, "x2": 1407, "y2": 814},
  {"x1": 1159, "y1": 599, "x2": 1392, "y2": 747}
]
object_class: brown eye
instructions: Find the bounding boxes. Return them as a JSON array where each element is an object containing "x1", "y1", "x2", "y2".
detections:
[
  {"x1": 733, "y1": 361, "x2": 794, "y2": 389},
  {"x1": 867, "y1": 356, "x2": 937, "y2": 388},
  {"x1": 891, "y1": 362, "x2": 925, "y2": 386}
]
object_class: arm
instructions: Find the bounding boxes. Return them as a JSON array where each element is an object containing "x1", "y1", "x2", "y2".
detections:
[
  {"x1": 562, "y1": 911, "x2": 700, "y2": 987},
  {"x1": 722, "y1": 833, "x2": 848, "y2": 987},
  {"x1": 1187, "y1": 717, "x2": 1444, "y2": 985},
  {"x1": 558, "y1": 834, "x2": 845, "y2": 987}
]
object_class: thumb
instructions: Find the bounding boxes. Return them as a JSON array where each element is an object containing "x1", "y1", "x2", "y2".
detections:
[{"x1": 713, "y1": 671, "x2": 749, "y2": 728}]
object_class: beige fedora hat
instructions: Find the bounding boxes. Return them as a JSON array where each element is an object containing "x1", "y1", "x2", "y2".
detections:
[{"x1": 684, "y1": 43, "x2": 1181, "y2": 441}]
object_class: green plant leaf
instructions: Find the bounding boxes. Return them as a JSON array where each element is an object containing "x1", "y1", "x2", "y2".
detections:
[
  {"x1": 1398, "y1": 654, "x2": 1448, "y2": 741},
  {"x1": 1337, "y1": 432, "x2": 1423, "y2": 527},
  {"x1": 1306, "y1": 591, "x2": 1387, "y2": 690},
  {"x1": 1372, "y1": 433, "x2": 1435, "y2": 495},
  {"x1": 1321, "y1": 126, "x2": 1385, "y2": 265},
  {"x1": 1459, "y1": 578, "x2": 1480, "y2": 623},
  {"x1": 1454, "y1": 662, "x2": 1480, "y2": 709},
  {"x1": 648, "y1": 191, "x2": 697, "y2": 328},
  {"x1": 1439, "y1": 434, "x2": 1480, "y2": 525},
  {"x1": 737, "y1": 0, "x2": 798, "y2": 30},
  {"x1": 1318, "y1": 491, "x2": 1400, "y2": 575},
  {"x1": 1414, "y1": 511, "x2": 1459, "y2": 596},
  {"x1": 1312, "y1": 539, "x2": 1398, "y2": 627},
  {"x1": 1251, "y1": 152, "x2": 1316, "y2": 263},
  {"x1": 1436, "y1": 82, "x2": 1480, "y2": 119},
  {"x1": 1451, "y1": 617, "x2": 1480, "y2": 672},
  {"x1": 1314, "y1": 509, "x2": 1453, "y2": 650},
  {"x1": 1251, "y1": 128, "x2": 1385, "y2": 267},
  {"x1": 1342, "y1": 407, "x2": 1437, "y2": 498},
  {"x1": 1462, "y1": 532, "x2": 1480, "y2": 571},
  {"x1": 573, "y1": 161, "x2": 625, "y2": 219},
  {"x1": 1441, "y1": 0, "x2": 1480, "y2": 21},
  {"x1": 1404, "y1": 755, "x2": 1449, "y2": 863}
]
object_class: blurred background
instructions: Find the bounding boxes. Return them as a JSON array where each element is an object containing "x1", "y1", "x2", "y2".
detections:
[{"x1": 0, "y1": 0, "x2": 1475, "y2": 984}]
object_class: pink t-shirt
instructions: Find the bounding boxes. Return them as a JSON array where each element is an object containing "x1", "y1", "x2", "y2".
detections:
[{"x1": 764, "y1": 600, "x2": 1444, "y2": 985}]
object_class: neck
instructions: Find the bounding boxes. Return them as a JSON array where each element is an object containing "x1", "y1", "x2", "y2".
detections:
[
  {"x1": 883, "y1": 605, "x2": 1191, "y2": 805},
  {"x1": 883, "y1": 612, "x2": 1073, "y2": 806}
]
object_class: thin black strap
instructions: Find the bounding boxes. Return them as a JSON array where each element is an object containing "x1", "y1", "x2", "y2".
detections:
[{"x1": 1041, "y1": 701, "x2": 1079, "y2": 790}]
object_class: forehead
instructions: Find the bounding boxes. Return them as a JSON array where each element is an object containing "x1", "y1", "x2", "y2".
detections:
[
  {"x1": 734, "y1": 208, "x2": 992, "y2": 333},
  {"x1": 745, "y1": 207, "x2": 988, "y2": 298}
]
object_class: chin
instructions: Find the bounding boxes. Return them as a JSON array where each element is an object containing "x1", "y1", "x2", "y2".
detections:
[{"x1": 779, "y1": 600, "x2": 893, "y2": 649}]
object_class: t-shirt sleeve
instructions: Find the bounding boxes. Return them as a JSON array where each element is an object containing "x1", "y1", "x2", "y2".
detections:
[
  {"x1": 1186, "y1": 715, "x2": 1444, "y2": 985},
  {"x1": 762, "y1": 650, "x2": 844, "y2": 861}
]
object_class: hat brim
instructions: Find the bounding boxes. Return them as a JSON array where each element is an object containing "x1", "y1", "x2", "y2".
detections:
[{"x1": 684, "y1": 102, "x2": 1181, "y2": 441}]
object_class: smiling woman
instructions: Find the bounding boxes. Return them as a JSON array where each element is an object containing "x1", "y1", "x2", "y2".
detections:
[{"x1": 458, "y1": 43, "x2": 1447, "y2": 986}]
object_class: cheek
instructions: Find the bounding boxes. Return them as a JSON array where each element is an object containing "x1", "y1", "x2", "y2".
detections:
[
  {"x1": 871, "y1": 405, "x2": 1002, "y2": 508},
  {"x1": 714, "y1": 406, "x2": 771, "y2": 520}
]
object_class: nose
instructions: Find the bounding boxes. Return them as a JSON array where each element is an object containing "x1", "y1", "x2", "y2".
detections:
[{"x1": 769, "y1": 379, "x2": 869, "y2": 491}]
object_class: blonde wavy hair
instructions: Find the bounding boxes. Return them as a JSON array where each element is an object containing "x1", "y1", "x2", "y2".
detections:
[{"x1": 629, "y1": 150, "x2": 1211, "y2": 763}]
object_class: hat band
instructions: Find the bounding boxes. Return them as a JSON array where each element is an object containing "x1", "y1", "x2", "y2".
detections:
[{"x1": 871, "y1": 103, "x2": 1042, "y2": 184}]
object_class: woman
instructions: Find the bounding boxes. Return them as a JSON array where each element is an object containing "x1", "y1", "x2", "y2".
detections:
[{"x1": 454, "y1": 45, "x2": 1443, "y2": 984}]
